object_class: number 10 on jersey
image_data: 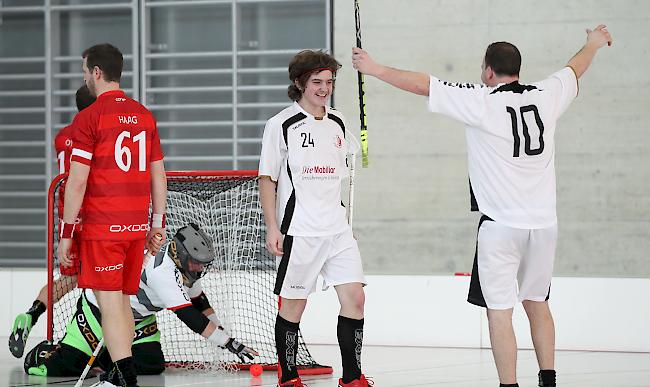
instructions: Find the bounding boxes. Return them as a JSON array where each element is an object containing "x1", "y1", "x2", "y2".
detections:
[{"x1": 507, "y1": 105, "x2": 545, "y2": 157}]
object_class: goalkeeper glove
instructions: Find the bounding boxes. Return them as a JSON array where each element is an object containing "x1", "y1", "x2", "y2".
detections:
[{"x1": 222, "y1": 338, "x2": 258, "y2": 362}]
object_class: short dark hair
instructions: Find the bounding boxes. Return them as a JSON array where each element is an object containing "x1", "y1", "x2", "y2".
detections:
[
  {"x1": 287, "y1": 50, "x2": 341, "y2": 101},
  {"x1": 82, "y1": 43, "x2": 123, "y2": 83},
  {"x1": 484, "y1": 42, "x2": 521, "y2": 77},
  {"x1": 75, "y1": 85, "x2": 96, "y2": 112}
]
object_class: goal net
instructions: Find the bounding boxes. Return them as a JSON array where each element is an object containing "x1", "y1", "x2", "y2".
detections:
[{"x1": 47, "y1": 170, "x2": 331, "y2": 374}]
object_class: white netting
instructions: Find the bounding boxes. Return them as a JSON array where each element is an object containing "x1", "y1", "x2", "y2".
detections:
[{"x1": 48, "y1": 172, "x2": 329, "y2": 374}]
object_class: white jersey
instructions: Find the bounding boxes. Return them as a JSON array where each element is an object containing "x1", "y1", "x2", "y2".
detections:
[
  {"x1": 85, "y1": 242, "x2": 203, "y2": 321},
  {"x1": 427, "y1": 67, "x2": 578, "y2": 229},
  {"x1": 259, "y1": 101, "x2": 351, "y2": 237}
]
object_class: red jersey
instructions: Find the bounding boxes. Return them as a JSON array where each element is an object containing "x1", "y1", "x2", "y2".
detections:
[
  {"x1": 54, "y1": 124, "x2": 76, "y2": 217},
  {"x1": 55, "y1": 124, "x2": 76, "y2": 175},
  {"x1": 70, "y1": 90, "x2": 164, "y2": 241}
]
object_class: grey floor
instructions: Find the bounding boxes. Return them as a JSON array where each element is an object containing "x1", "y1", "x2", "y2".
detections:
[{"x1": 3, "y1": 341, "x2": 649, "y2": 387}]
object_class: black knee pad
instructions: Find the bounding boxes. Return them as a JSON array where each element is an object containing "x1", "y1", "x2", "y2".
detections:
[
  {"x1": 133, "y1": 341, "x2": 165, "y2": 375},
  {"x1": 23, "y1": 340, "x2": 57, "y2": 374}
]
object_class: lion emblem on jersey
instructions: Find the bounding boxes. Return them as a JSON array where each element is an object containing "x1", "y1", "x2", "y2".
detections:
[{"x1": 334, "y1": 135, "x2": 343, "y2": 149}]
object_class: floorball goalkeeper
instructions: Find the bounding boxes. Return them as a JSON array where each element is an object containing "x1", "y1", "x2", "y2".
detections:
[{"x1": 23, "y1": 223, "x2": 258, "y2": 378}]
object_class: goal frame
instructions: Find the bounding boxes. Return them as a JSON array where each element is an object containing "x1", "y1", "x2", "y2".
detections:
[{"x1": 46, "y1": 170, "x2": 333, "y2": 375}]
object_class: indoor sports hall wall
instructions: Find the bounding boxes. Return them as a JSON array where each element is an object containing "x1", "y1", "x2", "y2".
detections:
[
  {"x1": 331, "y1": 0, "x2": 650, "y2": 278},
  {"x1": 0, "y1": 0, "x2": 648, "y2": 354}
]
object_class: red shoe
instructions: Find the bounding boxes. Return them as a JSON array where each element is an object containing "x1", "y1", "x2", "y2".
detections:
[
  {"x1": 278, "y1": 377, "x2": 306, "y2": 387},
  {"x1": 338, "y1": 374, "x2": 373, "y2": 387}
]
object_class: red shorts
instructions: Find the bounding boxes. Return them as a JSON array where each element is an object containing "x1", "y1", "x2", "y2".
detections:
[
  {"x1": 78, "y1": 239, "x2": 145, "y2": 295},
  {"x1": 59, "y1": 236, "x2": 81, "y2": 276}
]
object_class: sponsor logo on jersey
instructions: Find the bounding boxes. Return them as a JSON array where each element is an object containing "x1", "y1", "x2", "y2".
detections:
[
  {"x1": 301, "y1": 165, "x2": 336, "y2": 174},
  {"x1": 290, "y1": 284, "x2": 305, "y2": 290},
  {"x1": 290, "y1": 121, "x2": 306, "y2": 131},
  {"x1": 115, "y1": 97, "x2": 126, "y2": 102},
  {"x1": 441, "y1": 80, "x2": 483, "y2": 89},
  {"x1": 95, "y1": 263, "x2": 124, "y2": 272},
  {"x1": 65, "y1": 138, "x2": 73, "y2": 147},
  {"x1": 118, "y1": 115, "x2": 138, "y2": 124},
  {"x1": 109, "y1": 223, "x2": 150, "y2": 233},
  {"x1": 334, "y1": 135, "x2": 343, "y2": 148},
  {"x1": 174, "y1": 267, "x2": 189, "y2": 301}
]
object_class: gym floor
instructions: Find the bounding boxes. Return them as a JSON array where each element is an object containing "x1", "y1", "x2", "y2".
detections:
[{"x1": 2, "y1": 341, "x2": 649, "y2": 386}]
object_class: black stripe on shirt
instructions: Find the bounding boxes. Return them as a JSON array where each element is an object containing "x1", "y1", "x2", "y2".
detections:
[
  {"x1": 135, "y1": 287, "x2": 162, "y2": 313},
  {"x1": 282, "y1": 112, "x2": 307, "y2": 146},
  {"x1": 280, "y1": 161, "x2": 296, "y2": 234},
  {"x1": 469, "y1": 178, "x2": 479, "y2": 212},
  {"x1": 490, "y1": 81, "x2": 538, "y2": 94},
  {"x1": 327, "y1": 112, "x2": 345, "y2": 137},
  {"x1": 153, "y1": 245, "x2": 167, "y2": 268}
]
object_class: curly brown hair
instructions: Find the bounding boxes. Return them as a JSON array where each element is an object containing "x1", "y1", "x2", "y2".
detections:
[{"x1": 287, "y1": 50, "x2": 342, "y2": 101}]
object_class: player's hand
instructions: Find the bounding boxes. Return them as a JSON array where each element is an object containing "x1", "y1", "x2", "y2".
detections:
[
  {"x1": 265, "y1": 227, "x2": 284, "y2": 256},
  {"x1": 147, "y1": 229, "x2": 166, "y2": 254},
  {"x1": 57, "y1": 238, "x2": 73, "y2": 267},
  {"x1": 223, "y1": 338, "x2": 259, "y2": 362},
  {"x1": 586, "y1": 24, "x2": 613, "y2": 49},
  {"x1": 352, "y1": 47, "x2": 383, "y2": 76}
]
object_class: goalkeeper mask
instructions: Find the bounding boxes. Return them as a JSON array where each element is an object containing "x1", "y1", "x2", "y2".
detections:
[{"x1": 170, "y1": 223, "x2": 215, "y2": 287}]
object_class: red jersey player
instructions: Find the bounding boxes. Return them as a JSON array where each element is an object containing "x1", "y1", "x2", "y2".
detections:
[
  {"x1": 57, "y1": 43, "x2": 167, "y2": 387},
  {"x1": 8, "y1": 85, "x2": 95, "y2": 359},
  {"x1": 54, "y1": 85, "x2": 96, "y2": 277}
]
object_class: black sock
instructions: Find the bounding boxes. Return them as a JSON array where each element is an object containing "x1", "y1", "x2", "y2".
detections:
[
  {"x1": 499, "y1": 384, "x2": 519, "y2": 387},
  {"x1": 539, "y1": 369, "x2": 556, "y2": 386},
  {"x1": 27, "y1": 300, "x2": 46, "y2": 324},
  {"x1": 337, "y1": 315, "x2": 364, "y2": 384},
  {"x1": 113, "y1": 357, "x2": 138, "y2": 387},
  {"x1": 275, "y1": 315, "x2": 300, "y2": 383}
]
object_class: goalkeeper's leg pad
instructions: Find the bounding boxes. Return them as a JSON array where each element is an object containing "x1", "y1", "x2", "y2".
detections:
[{"x1": 23, "y1": 340, "x2": 55, "y2": 375}]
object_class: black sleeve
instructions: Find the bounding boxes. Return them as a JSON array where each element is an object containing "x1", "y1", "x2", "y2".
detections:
[
  {"x1": 190, "y1": 291, "x2": 212, "y2": 313},
  {"x1": 173, "y1": 305, "x2": 210, "y2": 334}
]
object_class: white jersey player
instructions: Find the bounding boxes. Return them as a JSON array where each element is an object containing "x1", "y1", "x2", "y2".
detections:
[
  {"x1": 352, "y1": 25, "x2": 612, "y2": 387},
  {"x1": 259, "y1": 50, "x2": 369, "y2": 387}
]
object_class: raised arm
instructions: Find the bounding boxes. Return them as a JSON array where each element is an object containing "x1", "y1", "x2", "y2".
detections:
[
  {"x1": 352, "y1": 47, "x2": 430, "y2": 96},
  {"x1": 567, "y1": 24, "x2": 613, "y2": 79}
]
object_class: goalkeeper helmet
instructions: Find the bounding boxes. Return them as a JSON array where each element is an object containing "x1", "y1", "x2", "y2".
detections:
[{"x1": 170, "y1": 223, "x2": 215, "y2": 287}]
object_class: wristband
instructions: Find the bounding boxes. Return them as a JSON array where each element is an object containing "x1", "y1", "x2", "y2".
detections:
[
  {"x1": 59, "y1": 221, "x2": 76, "y2": 239},
  {"x1": 207, "y1": 313, "x2": 223, "y2": 327},
  {"x1": 207, "y1": 326, "x2": 230, "y2": 347},
  {"x1": 152, "y1": 213, "x2": 166, "y2": 228}
]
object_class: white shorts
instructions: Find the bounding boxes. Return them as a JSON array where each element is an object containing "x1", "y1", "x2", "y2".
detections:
[
  {"x1": 274, "y1": 229, "x2": 366, "y2": 299},
  {"x1": 468, "y1": 215, "x2": 557, "y2": 310}
]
